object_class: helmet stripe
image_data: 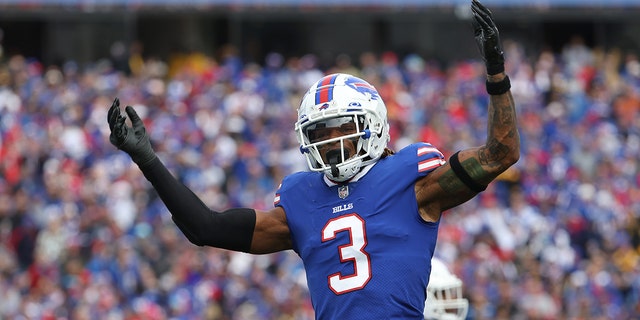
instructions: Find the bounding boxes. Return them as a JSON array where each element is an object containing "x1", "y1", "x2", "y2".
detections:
[{"x1": 315, "y1": 74, "x2": 338, "y2": 105}]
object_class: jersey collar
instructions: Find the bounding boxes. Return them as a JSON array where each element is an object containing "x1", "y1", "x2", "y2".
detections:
[{"x1": 323, "y1": 162, "x2": 376, "y2": 187}]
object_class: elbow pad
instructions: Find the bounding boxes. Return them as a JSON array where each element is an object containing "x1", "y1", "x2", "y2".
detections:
[{"x1": 172, "y1": 208, "x2": 256, "y2": 252}]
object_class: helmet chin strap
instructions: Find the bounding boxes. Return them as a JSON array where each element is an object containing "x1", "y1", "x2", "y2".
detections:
[{"x1": 326, "y1": 149, "x2": 349, "y2": 178}]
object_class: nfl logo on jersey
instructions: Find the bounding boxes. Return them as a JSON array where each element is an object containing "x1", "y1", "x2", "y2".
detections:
[{"x1": 338, "y1": 185, "x2": 349, "y2": 199}]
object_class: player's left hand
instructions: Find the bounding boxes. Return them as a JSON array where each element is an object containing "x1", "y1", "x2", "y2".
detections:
[
  {"x1": 471, "y1": 0, "x2": 504, "y2": 75},
  {"x1": 107, "y1": 97, "x2": 157, "y2": 166}
]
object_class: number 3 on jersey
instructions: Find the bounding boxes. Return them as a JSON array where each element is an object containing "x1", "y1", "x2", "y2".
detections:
[{"x1": 321, "y1": 213, "x2": 372, "y2": 294}]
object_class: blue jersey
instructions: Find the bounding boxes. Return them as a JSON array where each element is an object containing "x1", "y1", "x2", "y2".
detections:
[{"x1": 274, "y1": 143, "x2": 446, "y2": 320}]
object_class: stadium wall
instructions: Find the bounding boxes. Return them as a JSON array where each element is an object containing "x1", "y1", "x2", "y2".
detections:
[{"x1": 0, "y1": 5, "x2": 639, "y2": 68}]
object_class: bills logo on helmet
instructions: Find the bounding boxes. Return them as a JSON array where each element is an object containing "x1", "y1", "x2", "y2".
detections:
[
  {"x1": 315, "y1": 74, "x2": 338, "y2": 104},
  {"x1": 345, "y1": 76, "x2": 380, "y2": 100}
]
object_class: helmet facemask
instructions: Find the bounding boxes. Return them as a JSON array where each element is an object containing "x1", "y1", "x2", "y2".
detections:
[
  {"x1": 295, "y1": 74, "x2": 390, "y2": 182},
  {"x1": 300, "y1": 113, "x2": 369, "y2": 180}
]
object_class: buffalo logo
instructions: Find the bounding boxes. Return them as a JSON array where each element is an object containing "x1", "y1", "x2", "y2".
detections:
[
  {"x1": 319, "y1": 103, "x2": 330, "y2": 110},
  {"x1": 345, "y1": 76, "x2": 380, "y2": 100}
]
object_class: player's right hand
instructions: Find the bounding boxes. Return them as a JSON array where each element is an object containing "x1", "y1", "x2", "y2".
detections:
[{"x1": 107, "y1": 97, "x2": 157, "y2": 166}]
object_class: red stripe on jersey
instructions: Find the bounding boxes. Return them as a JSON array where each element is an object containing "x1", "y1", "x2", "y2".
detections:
[
  {"x1": 274, "y1": 194, "x2": 281, "y2": 205},
  {"x1": 418, "y1": 159, "x2": 444, "y2": 172},
  {"x1": 417, "y1": 146, "x2": 443, "y2": 158}
]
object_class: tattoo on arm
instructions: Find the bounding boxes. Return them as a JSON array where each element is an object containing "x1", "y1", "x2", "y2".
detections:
[
  {"x1": 494, "y1": 94, "x2": 515, "y2": 125},
  {"x1": 478, "y1": 138, "x2": 510, "y2": 166},
  {"x1": 461, "y1": 157, "x2": 489, "y2": 182},
  {"x1": 437, "y1": 157, "x2": 488, "y2": 193},
  {"x1": 437, "y1": 89, "x2": 519, "y2": 195},
  {"x1": 481, "y1": 91, "x2": 517, "y2": 166},
  {"x1": 438, "y1": 169, "x2": 467, "y2": 193}
]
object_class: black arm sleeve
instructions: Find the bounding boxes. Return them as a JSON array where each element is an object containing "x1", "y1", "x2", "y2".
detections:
[{"x1": 138, "y1": 157, "x2": 256, "y2": 252}]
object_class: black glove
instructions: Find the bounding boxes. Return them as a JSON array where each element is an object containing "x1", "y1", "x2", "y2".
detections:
[
  {"x1": 472, "y1": 0, "x2": 504, "y2": 75},
  {"x1": 107, "y1": 97, "x2": 157, "y2": 166}
]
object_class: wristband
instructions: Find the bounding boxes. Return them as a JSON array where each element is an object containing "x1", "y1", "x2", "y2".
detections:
[{"x1": 486, "y1": 75, "x2": 511, "y2": 95}]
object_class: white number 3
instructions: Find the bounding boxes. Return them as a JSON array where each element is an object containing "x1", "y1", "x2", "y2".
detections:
[{"x1": 321, "y1": 213, "x2": 372, "y2": 294}]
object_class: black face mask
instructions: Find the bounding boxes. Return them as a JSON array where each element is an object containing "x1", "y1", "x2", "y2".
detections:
[{"x1": 326, "y1": 149, "x2": 350, "y2": 178}]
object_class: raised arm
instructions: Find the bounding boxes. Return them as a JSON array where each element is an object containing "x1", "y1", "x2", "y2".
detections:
[
  {"x1": 415, "y1": 0, "x2": 520, "y2": 221},
  {"x1": 107, "y1": 98, "x2": 292, "y2": 254}
]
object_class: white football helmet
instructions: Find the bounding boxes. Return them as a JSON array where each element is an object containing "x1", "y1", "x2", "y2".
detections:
[
  {"x1": 424, "y1": 258, "x2": 469, "y2": 320},
  {"x1": 295, "y1": 73, "x2": 390, "y2": 182}
]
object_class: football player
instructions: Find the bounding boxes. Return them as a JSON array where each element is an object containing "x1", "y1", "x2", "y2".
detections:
[{"x1": 107, "y1": 1, "x2": 518, "y2": 318}]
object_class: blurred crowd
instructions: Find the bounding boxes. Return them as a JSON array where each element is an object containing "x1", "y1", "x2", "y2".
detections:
[{"x1": 0, "y1": 36, "x2": 639, "y2": 320}]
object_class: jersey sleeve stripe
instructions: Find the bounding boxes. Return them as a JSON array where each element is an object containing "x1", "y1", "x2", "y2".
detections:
[
  {"x1": 418, "y1": 159, "x2": 445, "y2": 172},
  {"x1": 274, "y1": 194, "x2": 281, "y2": 206},
  {"x1": 417, "y1": 146, "x2": 444, "y2": 158}
]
